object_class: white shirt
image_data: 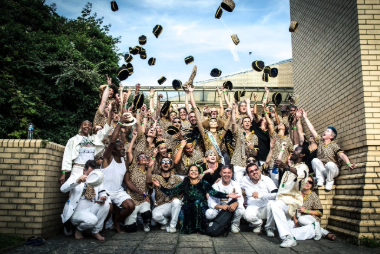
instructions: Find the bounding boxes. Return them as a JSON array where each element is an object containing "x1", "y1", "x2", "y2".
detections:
[
  {"x1": 239, "y1": 174, "x2": 277, "y2": 208},
  {"x1": 73, "y1": 136, "x2": 96, "y2": 164},
  {"x1": 101, "y1": 157, "x2": 126, "y2": 192},
  {"x1": 208, "y1": 180, "x2": 244, "y2": 210}
]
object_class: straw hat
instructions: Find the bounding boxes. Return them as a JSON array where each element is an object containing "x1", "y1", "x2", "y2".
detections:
[{"x1": 122, "y1": 113, "x2": 137, "y2": 127}]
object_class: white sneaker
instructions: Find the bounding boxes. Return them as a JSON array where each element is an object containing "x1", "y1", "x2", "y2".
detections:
[
  {"x1": 266, "y1": 229, "x2": 275, "y2": 237},
  {"x1": 325, "y1": 180, "x2": 334, "y2": 191},
  {"x1": 143, "y1": 223, "x2": 150, "y2": 232},
  {"x1": 313, "y1": 222, "x2": 322, "y2": 240},
  {"x1": 231, "y1": 224, "x2": 240, "y2": 233},
  {"x1": 253, "y1": 226, "x2": 261, "y2": 233},
  {"x1": 167, "y1": 226, "x2": 176, "y2": 233},
  {"x1": 280, "y1": 235, "x2": 297, "y2": 248}
]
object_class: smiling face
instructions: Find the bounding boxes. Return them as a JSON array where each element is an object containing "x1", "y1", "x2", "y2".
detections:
[
  {"x1": 242, "y1": 117, "x2": 252, "y2": 130},
  {"x1": 179, "y1": 108, "x2": 187, "y2": 120},
  {"x1": 188, "y1": 112, "x2": 197, "y2": 125},
  {"x1": 184, "y1": 143, "x2": 194, "y2": 156},
  {"x1": 169, "y1": 112, "x2": 177, "y2": 122},
  {"x1": 188, "y1": 166, "x2": 200, "y2": 179},
  {"x1": 160, "y1": 157, "x2": 172, "y2": 172},
  {"x1": 206, "y1": 153, "x2": 217, "y2": 163},
  {"x1": 172, "y1": 118, "x2": 182, "y2": 129},
  {"x1": 158, "y1": 144, "x2": 167, "y2": 156},
  {"x1": 290, "y1": 146, "x2": 303, "y2": 162},
  {"x1": 108, "y1": 87, "x2": 114, "y2": 98},
  {"x1": 239, "y1": 102, "x2": 247, "y2": 113},
  {"x1": 220, "y1": 167, "x2": 232, "y2": 184},
  {"x1": 137, "y1": 153, "x2": 148, "y2": 165},
  {"x1": 113, "y1": 141, "x2": 125, "y2": 157},
  {"x1": 209, "y1": 118, "x2": 218, "y2": 128},
  {"x1": 80, "y1": 121, "x2": 92, "y2": 136},
  {"x1": 225, "y1": 109, "x2": 231, "y2": 117},
  {"x1": 304, "y1": 176, "x2": 314, "y2": 191},
  {"x1": 247, "y1": 164, "x2": 260, "y2": 181},
  {"x1": 112, "y1": 112, "x2": 120, "y2": 122},
  {"x1": 147, "y1": 127, "x2": 157, "y2": 138}
]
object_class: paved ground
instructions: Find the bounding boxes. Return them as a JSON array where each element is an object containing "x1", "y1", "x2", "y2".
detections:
[{"x1": 4, "y1": 225, "x2": 378, "y2": 254}]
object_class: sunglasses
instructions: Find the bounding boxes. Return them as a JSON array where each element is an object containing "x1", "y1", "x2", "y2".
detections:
[
  {"x1": 247, "y1": 160, "x2": 256, "y2": 163},
  {"x1": 161, "y1": 160, "x2": 171, "y2": 164},
  {"x1": 139, "y1": 155, "x2": 148, "y2": 159},
  {"x1": 173, "y1": 121, "x2": 181, "y2": 124},
  {"x1": 307, "y1": 180, "x2": 313, "y2": 184},
  {"x1": 225, "y1": 110, "x2": 231, "y2": 112}
]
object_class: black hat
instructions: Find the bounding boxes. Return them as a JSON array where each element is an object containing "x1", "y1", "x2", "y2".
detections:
[
  {"x1": 161, "y1": 101, "x2": 172, "y2": 116},
  {"x1": 184, "y1": 56, "x2": 194, "y2": 65},
  {"x1": 272, "y1": 92, "x2": 282, "y2": 107},
  {"x1": 223, "y1": 81, "x2": 233, "y2": 90},
  {"x1": 234, "y1": 91, "x2": 246, "y2": 101},
  {"x1": 135, "y1": 46, "x2": 143, "y2": 54},
  {"x1": 110, "y1": 0, "x2": 118, "y2": 11},
  {"x1": 215, "y1": 6, "x2": 223, "y2": 19},
  {"x1": 252, "y1": 60, "x2": 265, "y2": 72},
  {"x1": 167, "y1": 148, "x2": 173, "y2": 154},
  {"x1": 140, "y1": 52, "x2": 147, "y2": 60},
  {"x1": 129, "y1": 47, "x2": 139, "y2": 55},
  {"x1": 139, "y1": 35, "x2": 147, "y2": 45},
  {"x1": 148, "y1": 57, "x2": 156, "y2": 66},
  {"x1": 133, "y1": 94, "x2": 144, "y2": 110},
  {"x1": 289, "y1": 21, "x2": 298, "y2": 32},
  {"x1": 126, "y1": 63, "x2": 133, "y2": 75},
  {"x1": 263, "y1": 66, "x2": 271, "y2": 74},
  {"x1": 221, "y1": 0, "x2": 235, "y2": 12},
  {"x1": 124, "y1": 54, "x2": 133, "y2": 63},
  {"x1": 139, "y1": 47, "x2": 146, "y2": 54},
  {"x1": 270, "y1": 68, "x2": 278, "y2": 78},
  {"x1": 153, "y1": 25, "x2": 163, "y2": 38},
  {"x1": 231, "y1": 34, "x2": 240, "y2": 45},
  {"x1": 117, "y1": 65, "x2": 130, "y2": 81},
  {"x1": 167, "y1": 125, "x2": 180, "y2": 135},
  {"x1": 155, "y1": 140, "x2": 166, "y2": 148},
  {"x1": 158, "y1": 76, "x2": 167, "y2": 85},
  {"x1": 262, "y1": 73, "x2": 269, "y2": 82},
  {"x1": 172, "y1": 79, "x2": 182, "y2": 90},
  {"x1": 210, "y1": 68, "x2": 222, "y2": 77}
]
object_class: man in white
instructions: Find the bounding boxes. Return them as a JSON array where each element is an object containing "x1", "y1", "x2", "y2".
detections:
[
  {"x1": 270, "y1": 145, "x2": 322, "y2": 248},
  {"x1": 240, "y1": 163, "x2": 277, "y2": 237},
  {"x1": 147, "y1": 154, "x2": 183, "y2": 233},
  {"x1": 60, "y1": 160, "x2": 109, "y2": 241},
  {"x1": 205, "y1": 165, "x2": 245, "y2": 233},
  {"x1": 302, "y1": 110, "x2": 355, "y2": 190}
]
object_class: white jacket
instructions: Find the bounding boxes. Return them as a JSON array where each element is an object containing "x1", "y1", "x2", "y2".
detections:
[
  {"x1": 208, "y1": 180, "x2": 244, "y2": 210},
  {"x1": 60, "y1": 173, "x2": 107, "y2": 223},
  {"x1": 239, "y1": 175, "x2": 277, "y2": 208},
  {"x1": 61, "y1": 123, "x2": 112, "y2": 172}
]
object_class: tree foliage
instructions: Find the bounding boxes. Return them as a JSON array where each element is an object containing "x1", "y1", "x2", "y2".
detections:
[{"x1": 0, "y1": 0, "x2": 121, "y2": 145}]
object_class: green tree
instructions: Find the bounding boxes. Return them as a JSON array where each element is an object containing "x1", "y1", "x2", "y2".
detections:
[{"x1": 0, "y1": 0, "x2": 121, "y2": 145}]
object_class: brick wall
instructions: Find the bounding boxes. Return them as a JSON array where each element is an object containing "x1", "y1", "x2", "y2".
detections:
[
  {"x1": 0, "y1": 139, "x2": 66, "y2": 239},
  {"x1": 290, "y1": 0, "x2": 380, "y2": 238}
]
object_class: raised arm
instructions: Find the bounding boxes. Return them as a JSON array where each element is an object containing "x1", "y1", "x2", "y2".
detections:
[
  {"x1": 174, "y1": 140, "x2": 187, "y2": 165},
  {"x1": 184, "y1": 91, "x2": 190, "y2": 113},
  {"x1": 246, "y1": 98, "x2": 253, "y2": 121},
  {"x1": 231, "y1": 102, "x2": 237, "y2": 133},
  {"x1": 149, "y1": 88, "x2": 155, "y2": 113},
  {"x1": 222, "y1": 87, "x2": 232, "y2": 108},
  {"x1": 127, "y1": 129, "x2": 137, "y2": 164},
  {"x1": 302, "y1": 109, "x2": 318, "y2": 138},
  {"x1": 189, "y1": 86, "x2": 205, "y2": 138},
  {"x1": 146, "y1": 148, "x2": 158, "y2": 183},
  {"x1": 136, "y1": 103, "x2": 143, "y2": 136},
  {"x1": 274, "y1": 106, "x2": 280, "y2": 126},
  {"x1": 264, "y1": 105, "x2": 275, "y2": 135},
  {"x1": 156, "y1": 94, "x2": 163, "y2": 119},
  {"x1": 296, "y1": 109, "x2": 304, "y2": 145},
  {"x1": 253, "y1": 93, "x2": 259, "y2": 122},
  {"x1": 99, "y1": 75, "x2": 111, "y2": 114},
  {"x1": 217, "y1": 87, "x2": 224, "y2": 116},
  {"x1": 220, "y1": 106, "x2": 232, "y2": 140},
  {"x1": 262, "y1": 86, "x2": 270, "y2": 105}
]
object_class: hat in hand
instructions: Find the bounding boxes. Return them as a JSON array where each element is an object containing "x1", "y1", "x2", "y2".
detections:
[
  {"x1": 117, "y1": 65, "x2": 130, "y2": 81},
  {"x1": 210, "y1": 68, "x2": 222, "y2": 77},
  {"x1": 221, "y1": 0, "x2": 235, "y2": 12},
  {"x1": 252, "y1": 60, "x2": 265, "y2": 72},
  {"x1": 139, "y1": 35, "x2": 147, "y2": 45},
  {"x1": 289, "y1": 21, "x2": 298, "y2": 32},
  {"x1": 172, "y1": 79, "x2": 182, "y2": 90},
  {"x1": 133, "y1": 94, "x2": 145, "y2": 111},
  {"x1": 234, "y1": 91, "x2": 246, "y2": 101},
  {"x1": 161, "y1": 101, "x2": 172, "y2": 116},
  {"x1": 167, "y1": 125, "x2": 180, "y2": 135},
  {"x1": 231, "y1": 34, "x2": 240, "y2": 45},
  {"x1": 87, "y1": 170, "x2": 104, "y2": 187},
  {"x1": 223, "y1": 81, "x2": 233, "y2": 90},
  {"x1": 215, "y1": 6, "x2": 223, "y2": 19},
  {"x1": 272, "y1": 92, "x2": 282, "y2": 107},
  {"x1": 167, "y1": 148, "x2": 173, "y2": 154},
  {"x1": 122, "y1": 113, "x2": 137, "y2": 127},
  {"x1": 110, "y1": 0, "x2": 118, "y2": 12},
  {"x1": 124, "y1": 54, "x2": 133, "y2": 63},
  {"x1": 270, "y1": 68, "x2": 278, "y2": 78},
  {"x1": 158, "y1": 76, "x2": 167, "y2": 85},
  {"x1": 262, "y1": 73, "x2": 269, "y2": 82},
  {"x1": 153, "y1": 25, "x2": 163, "y2": 38},
  {"x1": 148, "y1": 57, "x2": 156, "y2": 66},
  {"x1": 185, "y1": 56, "x2": 194, "y2": 65}
]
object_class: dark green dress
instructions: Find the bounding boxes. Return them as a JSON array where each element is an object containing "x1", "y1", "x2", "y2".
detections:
[{"x1": 160, "y1": 179, "x2": 227, "y2": 234}]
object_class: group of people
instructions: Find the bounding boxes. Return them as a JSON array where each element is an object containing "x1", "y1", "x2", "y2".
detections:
[{"x1": 59, "y1": 75, "x2": 355, "y2": 247}]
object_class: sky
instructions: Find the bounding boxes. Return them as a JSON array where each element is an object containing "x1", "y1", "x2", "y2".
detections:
[{"x1": 45, "y1": 0, "x2": 292, "y2": 87}]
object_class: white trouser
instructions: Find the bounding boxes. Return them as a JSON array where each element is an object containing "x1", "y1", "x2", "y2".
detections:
[
  {"x1": 233, "y1": 166, "x2": 246, "y2": 183},
  {"x1": 125, "y1": 202, "x2": 151, "y2": 225},
  {"x1": 152, "y1": 199, "x2": 182, "y2": 228},
  {"x1": 206, "y1": 207, "x2": 245, "y2": 227},
  {"x1": 311, "y1": 158, "x2": 339, "y2": 184},
  {"x1": 270, "y1": 200, "x2": 315, "y2": 240},
  {"x1": 71, "y1": 165, "x2": 84, "y2": 178},
  {"x1": 244, "y1": 200, "x2": 275, "y2": 230},
  {"x1": 176, "y1": 175, "x2": 187, "y2": 180},
  {"x1": 71, "y1": 202, "x2": 110, "y2": 233},
  {"x1": 298, "y1": 215, "x2": 329, "y2": 236}
]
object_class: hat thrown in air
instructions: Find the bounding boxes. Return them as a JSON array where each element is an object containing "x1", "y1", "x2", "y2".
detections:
[
  {"x1": 210, "y1": 68, "x2": 222, "y2": 77},
  {"x1": 153, "y1": 25, "x2": 163, "y2": 38}
]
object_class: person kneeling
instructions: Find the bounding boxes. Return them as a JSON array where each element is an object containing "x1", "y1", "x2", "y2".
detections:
[
  {"x1": 206, "y1": 165, "x2": 245, "y2": 233},
  {"x1": 147, "y1": 153, "x2": 183, "y2": 233},
  {"x1": 60, "y1": 160, "x2": 109, "y2": 241}
]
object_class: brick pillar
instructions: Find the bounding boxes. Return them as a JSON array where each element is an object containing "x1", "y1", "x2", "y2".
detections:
[
  {"x1": 290, "y1": 0, "x2": 380, "y2": 238},
  {"x1": 0, "y1": 139, "x2": 66, "y2": 239}
]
